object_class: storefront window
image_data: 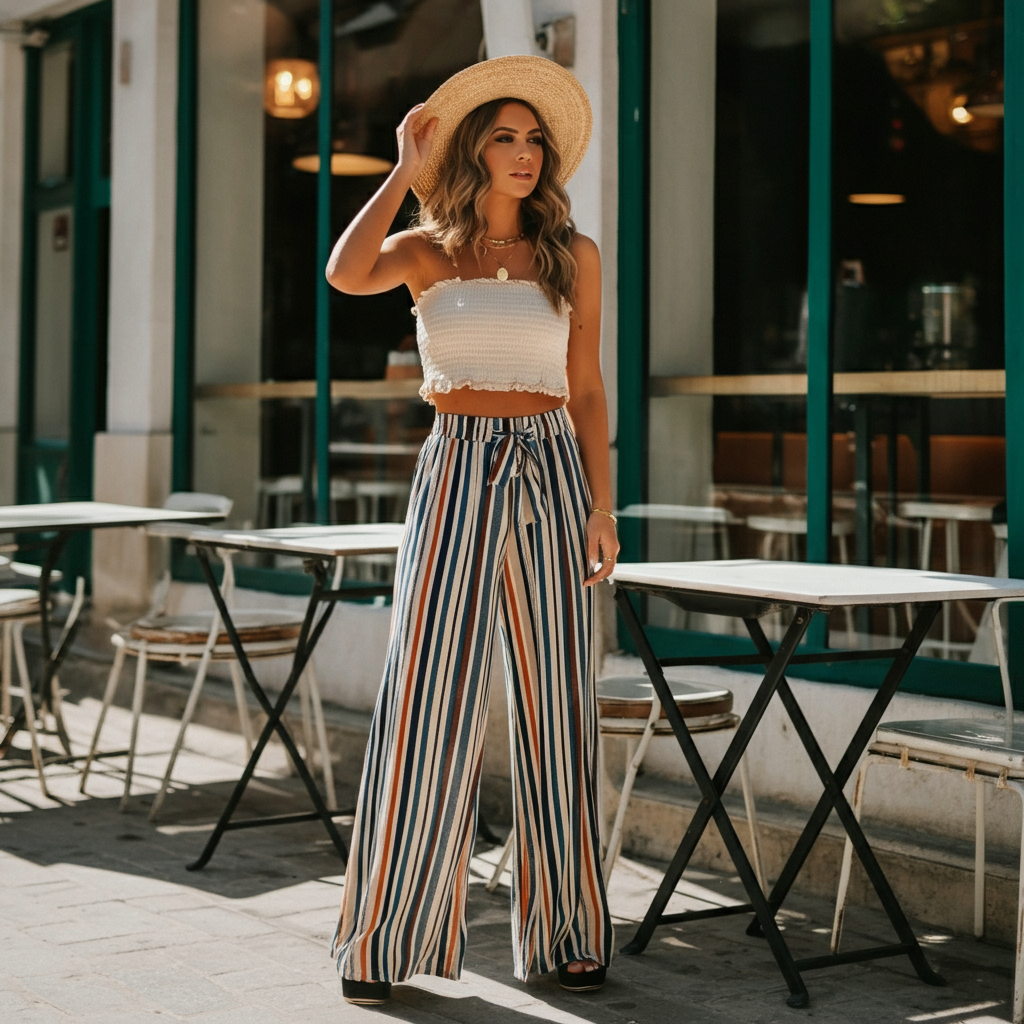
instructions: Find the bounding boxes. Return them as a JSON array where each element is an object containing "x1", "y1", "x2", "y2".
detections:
[
  {"x1": 642, "y1": 0, "x2": 811, "y2": 634},
  {"x1": 189, "y1": 0, "x2": 482, "y2": 580},
  {"x1": 640, "y1": 0, "x2": 1008, "y2": 673},
  {"x1": 831, "y1": 0, "x2": 1004, "y2": 659}
]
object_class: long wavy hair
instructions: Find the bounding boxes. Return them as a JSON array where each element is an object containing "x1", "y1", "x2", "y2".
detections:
[{"x1": 416, "y1": 98, "x2": 577, "y2": 311}]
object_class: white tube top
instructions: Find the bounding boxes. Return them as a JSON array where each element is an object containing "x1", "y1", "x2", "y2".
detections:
[{"x1": 413, "y1": 278, "x2": 571, "y2": 405}]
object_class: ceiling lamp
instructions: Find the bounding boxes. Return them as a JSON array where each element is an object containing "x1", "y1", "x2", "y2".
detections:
[
  {"x1": 264, "y1": 59, "x2": 319, "y2": 119},
  {"x1": 950, "y1": 95, "x2": 974, "y2": 125},
  {"x1": 293, "y1": 153, "x2": 394, "y2": 176},
  {"x1": 848, "y1": 193, "x2": 906, "y2": 205}
]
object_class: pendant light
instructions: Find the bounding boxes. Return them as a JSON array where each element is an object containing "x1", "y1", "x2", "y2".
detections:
[
  {"x1": 264, "y1": 59, "x2": 320, "y2": 119},
  {"x1": 292, "y1": 153, "x2": 394, "y2": 176}
]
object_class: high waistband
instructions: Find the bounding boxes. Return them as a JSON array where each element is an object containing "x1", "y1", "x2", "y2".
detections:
[{"x1": 432, "y1": 406, "x2": 570, "y2": 442}]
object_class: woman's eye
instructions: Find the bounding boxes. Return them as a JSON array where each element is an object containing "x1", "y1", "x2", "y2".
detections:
[
  {"x1": 495, "y1": 134, "x2": 514, "y2": 143},
  {"x1": 529, "y1": 136, "x2": 544, "y2": 145}
]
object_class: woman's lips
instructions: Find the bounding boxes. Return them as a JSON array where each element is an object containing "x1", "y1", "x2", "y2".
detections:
[{"x1": 511, "y1": 171, "x2": 533, "y2": 178}]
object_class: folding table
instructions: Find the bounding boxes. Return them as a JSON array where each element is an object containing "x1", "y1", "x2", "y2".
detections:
[
  {"x1": 611, "y1": 558, "x2": 1024, "y2": 1009},
  {"x1": 0, "y1": 502, "x2": 222, "y2": 772},
  {"x1": 179, "y1": 523, "x2": 404, "y2": 871}
]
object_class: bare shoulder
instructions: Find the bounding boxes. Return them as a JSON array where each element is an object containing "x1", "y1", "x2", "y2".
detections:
[
  {"x1": 380, "y1": 229, "x2": 430, "y2": 257},
  {"x1": 570, "y1": 233, "x2": 601, "y2": 274}
]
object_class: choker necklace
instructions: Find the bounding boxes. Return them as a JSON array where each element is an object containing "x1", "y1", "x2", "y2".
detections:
[{"x1": 483, "y1": 233, "x2": 523, "y2": 249}]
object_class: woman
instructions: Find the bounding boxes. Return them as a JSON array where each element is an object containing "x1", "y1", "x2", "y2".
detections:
[{"x1": 327, "y1": 55, "x2": 618, "y2": 1005}]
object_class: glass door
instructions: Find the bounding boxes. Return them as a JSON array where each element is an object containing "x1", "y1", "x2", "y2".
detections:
[{"x1": 18, "y1": 2, "x2": 111, "y2": 510}]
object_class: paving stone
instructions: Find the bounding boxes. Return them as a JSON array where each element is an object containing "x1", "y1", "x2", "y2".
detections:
[
  {"x1": 20, "y1": 971, "x2": 161, "y2": 1017},
  {"x1": 161, "y1": 905, "x2": 279, "y2": 939},
  {"x1": 98, "y1": 965, "x2": 239, "y2": 1016},
  {"x1": 0, "y1": 681, "x2": 1016, "y2": 1024}
]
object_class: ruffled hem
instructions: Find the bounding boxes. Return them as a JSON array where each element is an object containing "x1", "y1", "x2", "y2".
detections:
[{"x1": 419, "y1": 379, "x2": 570, "y2": 404}]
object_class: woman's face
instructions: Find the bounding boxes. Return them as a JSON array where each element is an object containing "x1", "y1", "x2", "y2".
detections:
[{"x1": 481, "y1": 101, "x2": 544, "y2": 200}]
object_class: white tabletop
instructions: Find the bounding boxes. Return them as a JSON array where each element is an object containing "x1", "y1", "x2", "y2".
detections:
[
  {"x1": 328, "y1": 441, "x2": 422, "y2": 456},
  {"x1": 612, "y1": 559, "x2": 1024, "y2": 608},
  {"x1": 0, "y1": 501, "x2": 222, "y2": 533},
  {"x1": 618, "y1": 503, "x2": 742, "y2": 525},
  {"x1": 186, "y1": 522, "x2": 405, "y2": 557}
]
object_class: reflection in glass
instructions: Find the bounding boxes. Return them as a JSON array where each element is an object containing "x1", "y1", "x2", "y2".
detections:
[{"x1": 192, "y1": 0, "x2": 483, "y2": 583}]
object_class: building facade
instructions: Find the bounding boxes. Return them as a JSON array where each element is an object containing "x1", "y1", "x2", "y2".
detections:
[{"x1": 1, "y1": 0, "x2": 1022, "y2": 936}]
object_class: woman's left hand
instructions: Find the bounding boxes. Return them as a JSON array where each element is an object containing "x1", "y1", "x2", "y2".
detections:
[{"x1": 584, "y1": 511, "x2": 619, "y2": 587}]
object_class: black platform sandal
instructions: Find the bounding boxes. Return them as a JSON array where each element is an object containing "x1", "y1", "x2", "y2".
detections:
[
  {"x1": 342, "y1": 979, "x2": 392, "y2": 1005},
  {"x1": 557, "y1": 963, "x2": 606, "y2": 993}
]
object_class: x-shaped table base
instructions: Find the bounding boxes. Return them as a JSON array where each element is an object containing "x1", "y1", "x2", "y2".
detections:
[
  {"x1": 615, "y1": 587, "x2": 944, "y2": 1008},
  {"x1": 186, "y1": 546, "x2": 392, "y2": 871}
]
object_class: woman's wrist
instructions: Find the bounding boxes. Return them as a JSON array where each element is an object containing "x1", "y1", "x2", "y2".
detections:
[{"x1": 589, "y1": 506, "x2": 617, "y2": 525}]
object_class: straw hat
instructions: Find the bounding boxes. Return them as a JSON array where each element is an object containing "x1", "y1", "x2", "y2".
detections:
[{"x1": 410, "y1": 55, "x2": 592, "y2": 203}]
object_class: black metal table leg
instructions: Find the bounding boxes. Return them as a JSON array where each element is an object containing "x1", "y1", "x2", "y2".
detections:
[
  {"x1": 615, "y1": 588, "x2": 813, "y2": 1007},
  {"x1": 186, "y1": 547, "x2": 349, "y2": 870},
  {"x1": 614, "y1": 585, "x2": 949, "y2": 1007},
  {"x1": 742, "y1": 606, "x2": 945, "y2": 986}
]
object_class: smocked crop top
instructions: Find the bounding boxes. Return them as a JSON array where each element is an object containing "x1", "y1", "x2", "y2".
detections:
[{"x1": 413, "y1": 277, "x2": 571, "y2": 405}]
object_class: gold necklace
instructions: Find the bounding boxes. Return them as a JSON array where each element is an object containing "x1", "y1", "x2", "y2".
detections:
[
  {"x1": 483, "y1": 232, "x2": 523, "y2": 249},
  {"x1": 485, "y1": 239, "x2": 519, "y2": 281}
]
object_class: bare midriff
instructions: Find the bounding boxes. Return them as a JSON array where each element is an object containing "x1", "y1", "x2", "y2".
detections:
[{"x1": 430, "y1": 387, "x2": 566, "y2": 418}]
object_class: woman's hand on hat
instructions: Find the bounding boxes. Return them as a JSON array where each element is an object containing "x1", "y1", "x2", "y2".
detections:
[{"x1": 396, "y1": 104, "x2": 437, "y2": 179}]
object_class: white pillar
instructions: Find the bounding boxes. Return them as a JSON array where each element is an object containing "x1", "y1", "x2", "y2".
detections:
[
  {"x1": 647, "y1": 0, "x2": 717, "y2": 628},
  {"x1": 0, "y1": 36, "x2": 25, "y2": 506},
  {"x1": 93, "y1": 0, "x2": 179, "y2": 611},
  {"x1": 479, "y1": 0, "x2": 536, "y2": 58}
]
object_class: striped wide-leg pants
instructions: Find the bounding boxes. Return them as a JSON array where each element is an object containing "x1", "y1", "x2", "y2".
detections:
[{"x1": 331, "y1": 407, "x2": 612, "y2": 983}]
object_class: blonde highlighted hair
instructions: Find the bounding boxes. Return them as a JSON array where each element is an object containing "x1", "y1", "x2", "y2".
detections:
[{"x1": 415, "y1": 98, "x2": 577, "y2": 311}]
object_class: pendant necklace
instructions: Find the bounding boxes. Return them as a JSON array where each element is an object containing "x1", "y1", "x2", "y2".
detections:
[{"x1": 484, "y1": 237, "x2": 520, "y2": 281}]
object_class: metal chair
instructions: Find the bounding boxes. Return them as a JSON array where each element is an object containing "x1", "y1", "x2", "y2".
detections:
[
  {"x1": 831, "y1": 596, "x2": 1024, "y2": 1024},
  {"x1": 486, "y1": 675, "x2": 765, "y2": 891},
  {"x1": 0, "y1": 557, "x2": 84, "y2": 799},
  {"x1": 79, "y1": 493, "x2": 336, "y2": 817}
]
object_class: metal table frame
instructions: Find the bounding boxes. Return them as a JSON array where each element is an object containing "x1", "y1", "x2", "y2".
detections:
[
  {"x1": 181, "y1": 525, "x2": 402, "y2": 871},
  {"x1": 611, "y1": 560, "x2": 1024, "y2": 1009}
]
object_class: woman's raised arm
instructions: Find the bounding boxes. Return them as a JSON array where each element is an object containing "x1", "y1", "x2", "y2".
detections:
[{"x1": 325, "y1": 105, "x2": 437, "y2": 295}]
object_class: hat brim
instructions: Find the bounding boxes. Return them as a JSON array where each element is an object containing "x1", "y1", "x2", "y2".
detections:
[{"x1": 410, "y1": 55, "x2": 592, "y2": 203}]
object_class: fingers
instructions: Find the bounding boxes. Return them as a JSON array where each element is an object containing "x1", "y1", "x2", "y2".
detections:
[{"x1": 584, "y1": 525, "x2": 619, "y2": 587}]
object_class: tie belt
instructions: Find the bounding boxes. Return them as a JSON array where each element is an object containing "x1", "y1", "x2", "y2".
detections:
[{"x1": 487, "y1": 429, "x2": 548, "y2": 524}]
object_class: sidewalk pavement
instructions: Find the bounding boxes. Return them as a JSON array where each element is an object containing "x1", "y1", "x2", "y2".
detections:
[{"x1": 0, "y1": 691, "x2": 1016, "y2": 1024}]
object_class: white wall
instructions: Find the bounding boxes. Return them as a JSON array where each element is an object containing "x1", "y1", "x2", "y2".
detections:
[
  {"x1": 0, "y1": 36, "x2": 24, "y2": 504},
  {"x1": 105, "y1": 0, "x2": 178, "y2": 436},
  {"x1": 646, "y1": 0, "x2": 717, "y2": 627},
  {"x1": 92, "y1": 0, "x2": 179, "y2": 610},
  {"x1": 0, "y1": 0, "x2": 96, "y2": 24},
  {"x1": 480, "y1": 0, "x2": 619, "y2": 444}
]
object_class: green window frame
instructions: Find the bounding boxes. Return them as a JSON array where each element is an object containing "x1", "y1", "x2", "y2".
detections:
[{"x1": 616, "y1": 0, "x2": 1023, "y2": 707}]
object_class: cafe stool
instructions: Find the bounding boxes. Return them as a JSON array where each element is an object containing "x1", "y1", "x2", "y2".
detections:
[
  {"x1": 831, "y1": 596, "x2": 1024, "y2": 1024},
  {"x1": 486, "y1": 675, "x2": 766, "y2": 891},
  {"x1": 0, "y1": 590, "x2": 47, "y2": 794},
  {"x1": 80, "y1": 559, "x2": 336, "y2": 818},
  {"x1": 0, "y1": 575, "x2": 85, "y2": 799},
  {"x1": 898, "y1": 500, "x2": 996, "y2": 658},
  {"x1": 746, "y1": 514, "x2": 856, "y2": 645}
]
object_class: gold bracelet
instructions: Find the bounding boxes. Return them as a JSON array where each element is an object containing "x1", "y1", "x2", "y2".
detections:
[{"x1": 590, "y1": 507, "x2": 618, "y2": 525}]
